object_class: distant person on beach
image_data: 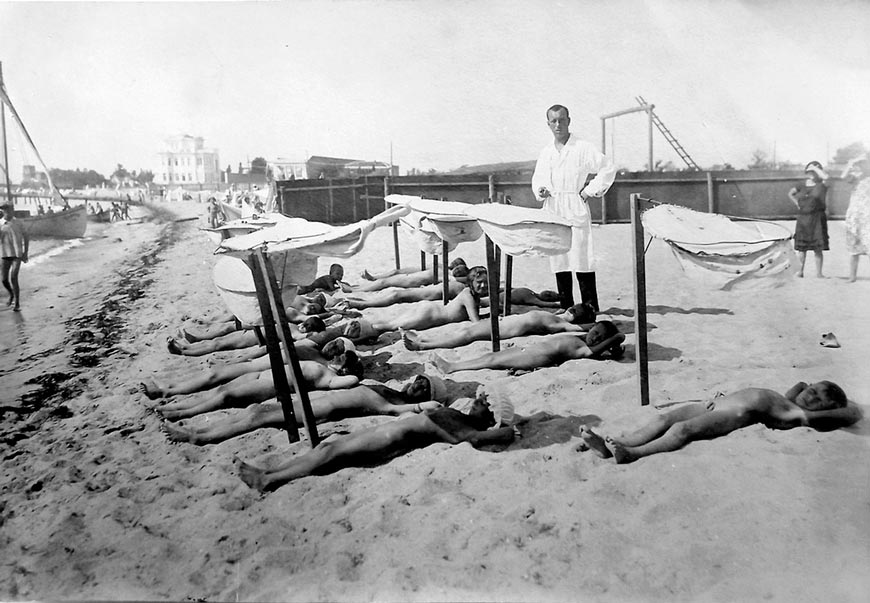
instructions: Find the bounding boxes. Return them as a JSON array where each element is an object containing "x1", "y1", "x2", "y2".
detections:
[
  {"x1": 431, "y1": 320, "x2": 624, "y2": 373},
  {"x1": 532, "y1": 104, "x2": 617, "y2": 311},
  {"x1": 1, "y1": 203, "x2": 29, "y2": 312},
  {"x1": 788, "y1": 161, "x2": 829, "y2": 277},
  {"x1": 366, "y1": 267, "x2": 489, "y2": 333},
  {"x1": 402, "y1": 303, "x2": 596, "y2": 351},
  {"x1": 237, "y1": 393, "x2": 516, "y2": 491},
  {"x1": 578, "y1": 381, "x2": 861, "y2": 464},
  {"x1": 842, "y1": 154, "x2": 870, "y2": 282},
  {"x1": 162, "y1": 374, "x2": 451, "y2": 443},
  {"x1": 297, "y1": 264, "x2": 353, "y2": 295}
]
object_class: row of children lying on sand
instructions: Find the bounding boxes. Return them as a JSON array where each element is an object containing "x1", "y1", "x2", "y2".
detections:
[{"x1": 138, "y1": 259, "x2": 862, "y2": 492}]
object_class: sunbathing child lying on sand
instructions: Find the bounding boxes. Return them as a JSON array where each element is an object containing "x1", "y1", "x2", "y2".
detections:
[
  {"x1": 237, "y1": 393, "x2": 516, "y2": 491},
  {"x1": 366, "y1": 268, "x2": 489, "y2": 333},
  {"x1": 162, "y1": 374, "x2": 451, "y2": 444},
  {"x1": 578, "y1": 381, "x2": 862, "y2": 464},
  {"x1": 432, "y1": 320, "x2": 624, "y2": 374},
  {"x1": 139, "y1": 340, "x2": 361, "y2": 401},
  {"x1": 351, "y1": 261, "x2": 463, "y2": 293},
  {"x1": 297, "y1": 263, "x2": 353, "y2": 295},
  {"x1": 168, "y1": 316, "x2": 326, "y2": 357},
  {"x1": 339, "y1": 279, "x2": 469, "y2": 310},
  {"x1": 151, "y1": 347, "x2": 364, "y2": 420},
  {"x1": 402, "y1": 303, "x2": 597, "y2": 351}
]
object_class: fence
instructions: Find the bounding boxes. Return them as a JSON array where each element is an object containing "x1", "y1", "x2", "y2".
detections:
[{"x1": 276, "y1": 170, "x2": 854, "y2": 225}]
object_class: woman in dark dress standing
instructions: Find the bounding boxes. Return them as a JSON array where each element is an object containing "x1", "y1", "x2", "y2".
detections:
[{"x1": 788, "y1": 161, "x2": 829, "y2": 277}]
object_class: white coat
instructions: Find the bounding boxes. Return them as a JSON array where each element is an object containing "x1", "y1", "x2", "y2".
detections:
[{"x1": 531, "y1": 135, "x2": 616, "y2": 272}]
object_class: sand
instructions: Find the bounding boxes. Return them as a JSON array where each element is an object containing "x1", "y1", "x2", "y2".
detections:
[{"x1": 1, "y1": 200, "x2": 868, "y2": 602}]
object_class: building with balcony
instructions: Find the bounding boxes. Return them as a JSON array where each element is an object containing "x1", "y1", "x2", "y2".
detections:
[{"x1": 155, "y1": 135, "x2": 221, "y2": 189}]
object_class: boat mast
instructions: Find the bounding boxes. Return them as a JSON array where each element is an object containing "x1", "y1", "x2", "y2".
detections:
[{"x1": 0, "y1": 62, "x2": 13, "y2": 205}]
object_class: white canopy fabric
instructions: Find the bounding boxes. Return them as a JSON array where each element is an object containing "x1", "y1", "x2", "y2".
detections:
[
  {"x1": 641, "y1": 204, "x2": 796, "y2": 290},
  {"x1": 216, "y1": 203, "x2": 410, "y2": 258},
  {"x1": 387, "y1": 194, "x2": 573, "y2": 258}
]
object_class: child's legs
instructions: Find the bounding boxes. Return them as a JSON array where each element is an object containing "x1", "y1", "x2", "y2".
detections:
[
  {"x1": 621, "y1": 409, "x2": 751, "y2": 459},
  {"x1": 813, "y1": 250, "x2": 823, "y2": 276},
  {"x1": 797, "y1": 250, "x2": 807, "y2": 275},
  {"x1": 617, "y1": 402, "x2": 709, "y2": 446},
  {"x1": 1, "y1": 258, "x2": 13, "y2": 296}
]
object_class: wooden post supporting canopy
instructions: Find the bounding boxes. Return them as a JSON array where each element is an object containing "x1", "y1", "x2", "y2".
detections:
[
  {"x1": 630, "y1": 193, "x2": 650, "y2": 406},
  {"x1": 484, "y1": 234, "x2": 500, "y2": 352},
  {"x1": 441, "y1": 241, "x2": 449, "y2": 306},
  {"x1": 249, "y1": 248, "x2": 321, "y2": 445}
]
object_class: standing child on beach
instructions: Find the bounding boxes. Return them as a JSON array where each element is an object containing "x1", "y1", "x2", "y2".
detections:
[
  {"x1": 788, "y1": 161, "x2": 829, "y2": 277},
  {"x1": 1, "y1": 203, "x2": 29, "y2": 312}
]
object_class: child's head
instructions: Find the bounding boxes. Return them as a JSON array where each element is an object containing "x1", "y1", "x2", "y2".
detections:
[
  {"x1": 299, "y1": 316, "x2": 326, "y2": 333},
  {"x1": 302, "y1": 301, "x2": 325, "y2": 315},
  {"x1": 468, "y1": 267, "x2": 489, "y2": 297},
  {"x1": 796, "y1": 381, "x2": 847, "y2": 411},
  {"x1": 448, "y1": 257, "x2": 467, "y2": 271},
  {"x1": 585, "y1": 320, "x2": 619, "y2": 347},
  {"x1": 565, "y1": 302, "x2": 597, "y2": 325},
  {"x1": 330, "y1": 349, "x2": 363, "y2": 379},
  {"x1": 328, "y1": 263, "x2": 344, "y2": 279},
  {"x1": 451, "y1": 264, "x2": 470, "y2": 278}
]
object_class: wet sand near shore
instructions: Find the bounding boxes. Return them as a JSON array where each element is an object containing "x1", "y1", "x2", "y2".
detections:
[{"x1": 0, "y1": 204, "x2": 868, "y2": 602}]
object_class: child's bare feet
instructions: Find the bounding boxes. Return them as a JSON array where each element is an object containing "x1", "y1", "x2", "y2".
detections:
[
  {"x1": 237, "y1": 457, "x2": 270, "y2": 491},
  {"x1": 166, "y1": 337, "x2": 186, "y2": 355},
  {"x1": 401, "y1": 328, "x2": 421, "y2": 351},
  {"x1": 138, "y1": 379, "x2": 166, "y2": 400},
  {"x1": 431, "y1": 352, "x2": 453, "y2": 374},
  {"x1": 604, "y1": 436, "x2": 635, "y2": 464},
  {"x1": 578, "y1": 425, "x2": 613, "y2": 458},
  {"x1": 162, "y1": 421, "x2": 197, "y2": 444}
]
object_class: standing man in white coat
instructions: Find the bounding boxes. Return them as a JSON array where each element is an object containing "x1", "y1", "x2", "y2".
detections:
[{"x1": 532, "y1": 104, "x2": 616, "y2": 311}]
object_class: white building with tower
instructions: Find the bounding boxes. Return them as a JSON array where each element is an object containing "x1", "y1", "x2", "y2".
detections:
[{"x1": 155, "y1": 135, "x2": 221, "y2": 189}]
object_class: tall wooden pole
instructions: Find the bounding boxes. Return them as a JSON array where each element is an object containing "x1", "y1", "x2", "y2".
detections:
[
  {"x1": 630, "y1": 194, "x2": 650, "y2": 406},
  {"x1": 441, "y1": 241, "x2": 449, "y2": 306},
  {"x1": 385, "y1": 176, "x2": 400, "y2": 270},
  {"x1": 0, "y1": 63, "x2": 13, "y2": 205},
  {"x1": 485, "y1": 235, "x2": 500, "y2": 352}
]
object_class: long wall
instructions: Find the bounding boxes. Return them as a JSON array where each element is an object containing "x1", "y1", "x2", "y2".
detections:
[{"x1": 276, "y1": 170, "x2": 854, "y2": 225}]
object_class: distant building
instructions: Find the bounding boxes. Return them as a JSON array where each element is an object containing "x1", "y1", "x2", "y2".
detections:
[
  {"x1": 155, "y1": 135, "x2": 221, "y2": 188},
  {"x1": 272, "y1": 155, "x2": 398, "y2": 181}
]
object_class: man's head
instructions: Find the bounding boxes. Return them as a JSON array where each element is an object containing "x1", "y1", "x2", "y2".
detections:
[
  {"x1": 795, "y1": 381, "x2": 847, "y2": 411},
  {"x1": 565, "y1": 302, "x2": 597, "y2": 325},
  {"x1": 1, "y1": 203, "x2": 13, "y2": 219},
  {"x1": 546, "y1": 105, "x2": 571, "y2": 144},
  {"x1": 328, "y1": 263, "x2": 344, "y2": 280}
]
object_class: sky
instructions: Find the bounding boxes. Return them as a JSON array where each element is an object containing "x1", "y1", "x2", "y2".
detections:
[{"x1": 0, "y1": 0, "x2": 868, "y2": 179}]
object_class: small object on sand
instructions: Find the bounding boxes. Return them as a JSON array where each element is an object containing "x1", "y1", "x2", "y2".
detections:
[{"x1": 820, "y1": 332, "x2": 840, "y2": 348}]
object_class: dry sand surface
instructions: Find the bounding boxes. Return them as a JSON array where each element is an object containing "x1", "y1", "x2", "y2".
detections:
[{"x1": 1, "y1": 200, "x2": 868, "y2": 602}]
